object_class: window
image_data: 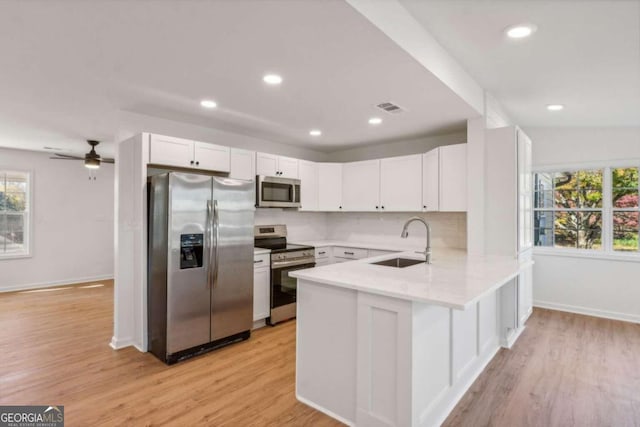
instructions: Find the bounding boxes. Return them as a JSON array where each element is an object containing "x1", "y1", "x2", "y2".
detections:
[
  {"x1": 612, "y1": 167, "x2": 639, "y2": 252},
  {"x1": 0, "y1": 170, "x2": 31, "y2": 258},
  {"x1": 534, "y1": 166, "x2": 640, "y2": 255}
]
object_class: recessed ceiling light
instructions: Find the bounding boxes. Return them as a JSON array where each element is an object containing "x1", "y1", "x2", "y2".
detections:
[
  {"x1": 200, "y1": 99, "x2": 217, "y2": 109},
  {"x1": 309, "y1": 129, "x2": 322, "y2": 137},
  {"x1": 546, "y1": 104, "x2": 564, "y2": 111},
  {"x1": 263, "y1": 74, "x2": 283, "y2": 85},
  {"x1": 368, "y1": 117, "x2": 382, "y2": 125},
  {"x1": 505, "y1": 24, "x2": 536, "y2": 39}
]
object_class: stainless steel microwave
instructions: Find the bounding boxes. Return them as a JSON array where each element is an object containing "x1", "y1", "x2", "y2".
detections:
[{"x1": 256, "y1": 175, "x2": 301, "y2": 208}]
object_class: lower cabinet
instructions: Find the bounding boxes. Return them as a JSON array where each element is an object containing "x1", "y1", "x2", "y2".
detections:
[{"x1": 253, "y1": 254, "x2": 270, "y2": 322}]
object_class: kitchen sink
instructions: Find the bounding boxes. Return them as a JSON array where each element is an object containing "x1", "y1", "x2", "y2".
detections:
[{"x1": 370, "y1": 257, "x2": 426, "y2": 268}]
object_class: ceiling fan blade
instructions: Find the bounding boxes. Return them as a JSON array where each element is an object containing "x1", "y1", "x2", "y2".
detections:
[
  {"x1": 50, "y1": 157, "x2": 81, "y2": 160},
  {"x1": 53, "y1": 153, "x2": 84, "y2": 160},
  {"x1": 101, "y1": 158, "x2": 115, "y2": 164}
]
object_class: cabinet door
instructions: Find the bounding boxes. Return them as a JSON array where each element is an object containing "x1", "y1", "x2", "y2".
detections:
[
  {"x1": 422, "y1": 149, "x2": 440, "y2": 211},
  {"x1": 256, "y1": 152, "x2": 278, "y2": 176},
  {"x1": 253, "y1": 267, "x2": 270, "y2": 321},
  {"x1": 517, "y1": 130, "x2": 533, "y2": 251},
  {"x1": 298, "y1": 160, "x2": 318, "y2": 211},
  {"x1": 229, "y1": 148, "x2": 256, "y2": 181},
  {"x1": 193, "y1": 141, "x2": 230, "y2": 172},
  {"x1": 439, "y1": 144, "x2": 467, "y2": 212},
  {"x1": 149, "y1": 134, "x2": 194, "y2": 168},
  {"x1": 318, "y1": 163, "x2": 343, "y2": 211},
  {"x1": 342, "y1": 160, "x2": 380, "y2": 211},
  {"x1": 380, "y1": 154, "x2": 422, "y2": 212},
  {"x1": 278, "y1": 156, "x2": 299, "y2": 179}
]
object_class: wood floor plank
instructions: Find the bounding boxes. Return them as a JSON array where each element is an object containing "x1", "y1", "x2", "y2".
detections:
[
  {"x1": 0, "y1": 281, "x2": 342, "y2": 426},
  {"x1": 2, "y1": 281, "x2": 639, "y2": 426}
]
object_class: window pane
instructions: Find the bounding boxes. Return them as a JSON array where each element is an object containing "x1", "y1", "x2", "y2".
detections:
[
  {"x1": 613, "y1": 231, "x2": 639, "y2": 252},
  {"x1": 4, "y1": 192, "x2": 26, "y2": 211},
  {"x1": 534, "y1": 211, "x2": 553, "y2": 246},
  {"x1": 554, "y1": 211, "x2": 577, "y2": 248},
  {"x1": 534, "y1": 173, "x2": 554, "y2": 209},
  {"x1": 1, "y1": 214, "x2": 25, "y2": 253},
  {"x1": 577, "y1": 170, "x2": 603, "y2": 208},
  {"x1": 612, "y1": 167, "x2": 638, "y2": 188}
]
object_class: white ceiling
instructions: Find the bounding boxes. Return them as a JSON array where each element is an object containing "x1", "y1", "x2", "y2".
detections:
[
  {"x1": 0, "y1": 0, "x2": 477, "y2": 156},
  {"x1": 400, "y1": 0, "x2": 640, "y2": 127}
]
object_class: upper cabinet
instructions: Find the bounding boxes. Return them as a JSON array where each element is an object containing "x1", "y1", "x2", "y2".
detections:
[
  {"x1": 256, "y1": 152, "x2": 299, "y2": 179},
  {"x1": 380, "y1": 154, "x2": 422, "y2": 212},
  {"x1": 422, "y1": 149, "x2": 439, "y2": 211},
  {"x1": 342, "y1": 160, "x2": 380, "y2": 211},
  {"x1": 229, "y1": 148, "x2": 256, "y2": 181},
  {"x1": 439, "y1": 144, "x2": 467, "y2": 212},
  {"x1": 298, "y1": 160, "x2": 319, "y2": 211},
  {"x1": 317, "y1": 163, "x2": 343, "y2": 211},
  {"x1": 149, "y1": 134, "x2": 230, "y2": 172}
]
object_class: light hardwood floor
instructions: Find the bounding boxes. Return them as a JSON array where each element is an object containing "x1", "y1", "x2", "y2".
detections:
[{"x1": 1, "y1": 281, "x2": 639, "y2": 426}]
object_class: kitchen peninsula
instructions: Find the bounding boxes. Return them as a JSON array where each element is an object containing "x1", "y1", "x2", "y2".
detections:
[{"x1": 291, "y1": 250, "x2": 533, "y2": 427}]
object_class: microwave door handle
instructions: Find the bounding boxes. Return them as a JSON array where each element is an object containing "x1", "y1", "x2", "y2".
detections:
[
  {"x1": 206, "y1": 200, "x2": 214, "y2": 289},
  {"x1": 213, "y1": 200, "x2": 220, "y2": 289}
]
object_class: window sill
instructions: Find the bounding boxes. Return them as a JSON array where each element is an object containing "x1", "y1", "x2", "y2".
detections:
[
  {"x1": 0, "y1": 253, "x2": 32, "y2": 261},
  {"x1": 533, "y1": 247, "x2": 640, "y2": 263}
]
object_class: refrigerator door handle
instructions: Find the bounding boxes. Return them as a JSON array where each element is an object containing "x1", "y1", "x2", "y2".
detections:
[
  {"x1": 213, "y1": 200, "x2": 220, "y2": 289},
  {"x1": 207, "y1": 200, "x2": 214, "y2": 289}
]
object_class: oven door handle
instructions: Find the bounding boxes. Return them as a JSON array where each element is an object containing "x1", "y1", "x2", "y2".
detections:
[{"x1": 271, "y1": 259, "x2": 316, "y2": 269}]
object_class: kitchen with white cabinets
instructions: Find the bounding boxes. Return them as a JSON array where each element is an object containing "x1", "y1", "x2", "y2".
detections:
[{"x1": 1, "y1": 1, "x2": 638, "y2": 426}]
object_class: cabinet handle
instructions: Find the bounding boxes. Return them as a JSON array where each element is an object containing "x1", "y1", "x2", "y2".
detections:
[
  {"x1": 423, "y1": 205, "x2": 427, "y2": 209},
  {"x1": 381, "y1": 206, "x2": 385, "y2": 209},
  {"x1": 190, "y1": 160, "x2": 194, "y2": 165},
  {"x1": 318, "y1": 251, "x2": 326, "y2": 255},
  {"x1": 196, "y1": 161, "x2": 200, "y2": 166},
  {"x1": 375, "y1": 206, "x2": 379, "y2": 209},
  {"x1": 344, "y1": 251, "x2": 354, "y2": 255},
  {"x1": 339, "y1": 206, "x2": 342, "y2": 209},
  {"x1": 254, "y1": 260, "x2": 263, "y2": 264}
]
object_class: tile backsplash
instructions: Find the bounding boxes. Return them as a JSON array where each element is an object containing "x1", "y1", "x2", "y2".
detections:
[
  {"x1": 254, "y1": 209, "x2": 328, "y2": 241},
  {"x1": 254, "y1": 209, "x2": 466, "y2": 250},
  {"x1": 326, "y1": 212, "x2": 467, "y2": 249}
]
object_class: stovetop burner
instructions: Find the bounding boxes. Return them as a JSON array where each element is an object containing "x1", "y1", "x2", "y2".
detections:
[{"x1": 254, "y1": 224, "x2": 314, "y2": 254}]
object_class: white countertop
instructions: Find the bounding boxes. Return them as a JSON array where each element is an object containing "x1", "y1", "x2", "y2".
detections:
[
  {"x1": 254, "y1": 248, "x2": 271, "y2": 255},
  {"x1": 290, "y1": 249, "x2": 533, "y2": 310}
]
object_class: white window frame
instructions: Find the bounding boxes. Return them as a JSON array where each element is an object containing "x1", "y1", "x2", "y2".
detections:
[
  {"x1": 533, "y1": 161, "x2": 640, "y2": 262},
  {"x1": 0, "y1": 168, "x2": 33, "y2": 260}
]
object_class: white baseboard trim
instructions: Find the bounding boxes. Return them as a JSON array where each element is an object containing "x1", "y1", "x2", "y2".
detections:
[
  {"x1": 296, "y1": 394, "x2": 355, "y2": 427},
  {"x1": 110, "y1": 335, "x2": 135, "y2": 350},
  {"x1": 1, "y1": 275, "x2": 114, "y2": 293},
  {"x1": 534, "y1": 300, "x2": 640, "y2": 324}
]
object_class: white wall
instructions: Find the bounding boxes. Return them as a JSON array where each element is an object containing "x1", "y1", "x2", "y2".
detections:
[
  {"x1": 325, "y1": 131, "x2": 466, "y2": 162},
  {"x1": 527, "y1": 127, "x2": 640, "y2": 166},
  {"x1": 117, "y1": 110, "x2": 329, "y2": 162},
  {"x1": 326, "y1": 212, "x2": 467, "y2": 250},
  {"x1": 527, "y1": 127, "x2": 640, "y2": 323},
  {"x1": 0, "y1": 148, "x2": 114, "y2": 291}
]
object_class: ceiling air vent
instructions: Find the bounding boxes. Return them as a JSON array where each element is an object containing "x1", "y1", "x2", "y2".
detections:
[{"x1": 376, "y1": 102, "x2": 406, "y2": 115}]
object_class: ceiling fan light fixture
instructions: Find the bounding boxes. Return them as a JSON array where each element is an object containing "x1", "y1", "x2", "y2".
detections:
[{"x1": 84, "y1": 157, "x2": 100, "y2": 169}]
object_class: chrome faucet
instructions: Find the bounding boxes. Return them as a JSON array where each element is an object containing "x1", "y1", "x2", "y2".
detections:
[{"x1": 400, "y1": 216, "x2": 432, "y2": 264}]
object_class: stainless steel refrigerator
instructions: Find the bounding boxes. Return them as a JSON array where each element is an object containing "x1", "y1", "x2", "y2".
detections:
[{"x1": 147, "y1": 172, "x2": 254, "y2": 364}]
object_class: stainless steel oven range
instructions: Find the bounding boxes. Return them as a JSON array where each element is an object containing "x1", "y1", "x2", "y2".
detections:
[{"x1": 254, "y1": 225, "x2": 315, "y2": 325}]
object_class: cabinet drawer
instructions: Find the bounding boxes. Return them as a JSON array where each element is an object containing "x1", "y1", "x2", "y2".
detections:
[
  {"x1": 333, "y1": 246, "x2": 368, "y2": 260},
  {"x1": 315, "y1": 247, "x2": 330, "y2": 259},
  {"x1": 253, "y1": 253, "x2": 270, "y2": 268}
]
